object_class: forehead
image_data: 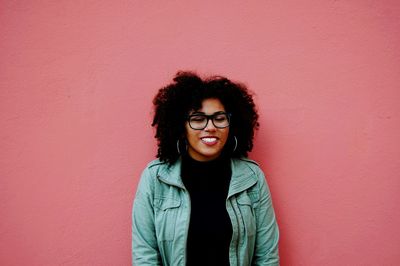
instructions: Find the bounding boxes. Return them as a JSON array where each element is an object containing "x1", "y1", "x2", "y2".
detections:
[{"x1": 195, "y1": 98, "x2": 225, "y2": 113}]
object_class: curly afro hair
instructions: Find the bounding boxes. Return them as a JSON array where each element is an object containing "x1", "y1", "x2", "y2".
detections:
[{"x1": 152, "y1": 71, "x2": 259, "y2": 164}]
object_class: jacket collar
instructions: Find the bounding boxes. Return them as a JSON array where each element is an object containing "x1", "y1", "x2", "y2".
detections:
[
  {"x1": 228, "y1": 158, "x2": 258, "y2": 198},
  {"x1": 157, "y1": 157, "x2": 258, "y2": 197}
]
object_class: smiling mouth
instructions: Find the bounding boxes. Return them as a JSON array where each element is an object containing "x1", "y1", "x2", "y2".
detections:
[{"x1": 201, "y1": 137, "x2": 218, "y2": 145}]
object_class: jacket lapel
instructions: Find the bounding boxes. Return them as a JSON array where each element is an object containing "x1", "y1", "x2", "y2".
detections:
[
  {"x1": 228, "y1": 158, "x2": 258, "y2": 198},
  {"x1": 157, "y1": 157, "x2": 185, "y2": 189}
]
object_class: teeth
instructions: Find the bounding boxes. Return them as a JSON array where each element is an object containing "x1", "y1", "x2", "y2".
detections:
[{"x1": 202, "y1": 137, "x2": 217, "y2": 143}]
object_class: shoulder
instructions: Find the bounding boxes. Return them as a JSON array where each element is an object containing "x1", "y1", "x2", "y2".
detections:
[
  {"x1": 138, "y1": 159, "x2": 169, "y2": 184},
  {"x1": 235, "y1": 157, "x2": 260, "y2": 166},
  {"x1": 143, "y1": 158, "x2": 172, "y2": 174},
  {"x1": 232, "y1": 157, "x2": 269, "y2": 189},
  {"x1": 146, "y1": 158, "x2": 168, "y2": 169},
  {"x1": 141, "y1": 158, "x2": 181, "y2": 181},
  {"x1": 233, "y1": 157, "x2": 263, "y2": 174}
]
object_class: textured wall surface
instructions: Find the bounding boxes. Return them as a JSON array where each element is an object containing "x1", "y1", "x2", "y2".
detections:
[{"x1": 1, "y1": 1, "x2": 399, "y2": 265}]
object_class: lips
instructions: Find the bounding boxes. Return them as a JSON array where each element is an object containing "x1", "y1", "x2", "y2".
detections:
[{"x1": 200, "y1": 136, "x2": 219, "y2": 145}]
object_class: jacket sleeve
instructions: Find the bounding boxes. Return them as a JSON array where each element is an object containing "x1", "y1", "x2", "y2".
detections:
[
  {"x1": 132, "y1": 167, "x2": 162, "y2": 266},
  {"x1": 253, "y1": 169, "x2": 280, "y2": 266}
]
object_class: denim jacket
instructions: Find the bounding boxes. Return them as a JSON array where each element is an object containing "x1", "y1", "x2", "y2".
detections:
[{"x1": 132, "y1": 157, "x2": 279, "y2": 266}]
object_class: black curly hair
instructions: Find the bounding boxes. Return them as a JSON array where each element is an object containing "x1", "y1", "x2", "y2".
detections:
[{"x1": 152, "y1": 71, "x2": 259, "y2": 164}]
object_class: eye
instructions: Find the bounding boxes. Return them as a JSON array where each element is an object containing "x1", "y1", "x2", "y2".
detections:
[
  {"x1": 214, "y1": 114, "x2": 227, "y2": 121},
  {"x1": 190, "y1": 116, "x2": 206, "y2": 122}
]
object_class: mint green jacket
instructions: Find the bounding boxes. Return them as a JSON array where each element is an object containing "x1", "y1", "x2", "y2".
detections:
[{"x1": 132, "y1": 157, "x2": 279, "y2": 266}]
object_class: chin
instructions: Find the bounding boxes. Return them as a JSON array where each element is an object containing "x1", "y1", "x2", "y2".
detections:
[{"x1": 202, "y1": 151, "x2": 222, "y2": 159}]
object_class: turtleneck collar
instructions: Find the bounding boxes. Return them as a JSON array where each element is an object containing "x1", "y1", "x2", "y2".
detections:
[
  {"x1": 182, "y1": 152, "x2": 230, "y2": 170},
  {"x1": 181, "y1": 152, "x2": 232, "y2": 189}
]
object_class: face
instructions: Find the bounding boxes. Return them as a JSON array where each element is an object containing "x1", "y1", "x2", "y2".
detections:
[{"x1": 185, "y1": 98, "x2": 230, "y2": 161}]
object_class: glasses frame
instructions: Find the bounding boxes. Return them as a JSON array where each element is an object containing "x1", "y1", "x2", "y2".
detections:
[{"x1": 187, "y1": 112, "x2": 231, "y2": 130}]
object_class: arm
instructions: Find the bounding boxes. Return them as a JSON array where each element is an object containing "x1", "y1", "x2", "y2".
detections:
[
  {"x1": 132, "y1": 167, "x2": 162, "y2": 266},
  {"x1": 253, "y1": 170, "x2": 280, "y2": 266}
]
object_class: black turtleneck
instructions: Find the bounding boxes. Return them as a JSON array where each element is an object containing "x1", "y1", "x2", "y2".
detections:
[{"x1": 181, "y1": 153, "x2": 233, "y2": 266}]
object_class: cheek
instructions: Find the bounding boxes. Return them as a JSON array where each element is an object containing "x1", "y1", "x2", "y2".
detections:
[
  {"x1": 185, "y1": 127, "x2": 197, "y2": 144},
  {"x1": 221, "y1": 129, "x2": 230, "y2": 143},
  {"x1": 184, "y1": 124, "x2": 191, "y2": 138}
]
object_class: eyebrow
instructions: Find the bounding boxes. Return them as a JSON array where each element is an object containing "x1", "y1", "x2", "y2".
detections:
[{"x1": 190, "y1": 111, "x2": 226, "y2": 115}]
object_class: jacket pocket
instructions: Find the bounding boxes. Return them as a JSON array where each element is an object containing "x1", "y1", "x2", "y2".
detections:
[
  {"x1": 237, "y1": 193, "x2": 257, "y2": 237},
  {"x1": 154, "y1": 197, "x2": 181, "y2": 241}
]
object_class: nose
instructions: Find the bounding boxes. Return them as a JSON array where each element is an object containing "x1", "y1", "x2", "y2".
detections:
[{"x1": 204, "y1": 118, "x2": 217, "y2": 131}]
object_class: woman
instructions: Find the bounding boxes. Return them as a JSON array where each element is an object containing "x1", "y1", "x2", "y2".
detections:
[{"x1": 132, "y1": 71, "x2": 279, "y2": 266}]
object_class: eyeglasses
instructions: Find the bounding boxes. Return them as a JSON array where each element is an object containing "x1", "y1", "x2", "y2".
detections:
[{"x1": 187, "y1": 112, "x2": 231, "y2": 130}]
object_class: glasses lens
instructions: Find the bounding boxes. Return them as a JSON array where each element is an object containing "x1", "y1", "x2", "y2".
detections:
[
  {"x1": 212, "y1": 113, "x2": 229, "y2": 128},
  {"x1": 188, "y1": 113, "x2": 230, "y2": 129},
  {"x1": 189, "y1": 115, "x2": 207, "y2": 129}
]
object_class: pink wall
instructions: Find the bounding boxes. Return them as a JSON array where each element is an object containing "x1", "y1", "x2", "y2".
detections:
[{"x1": 1, "y1": 1, "x2": 399, "y2": 265}]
